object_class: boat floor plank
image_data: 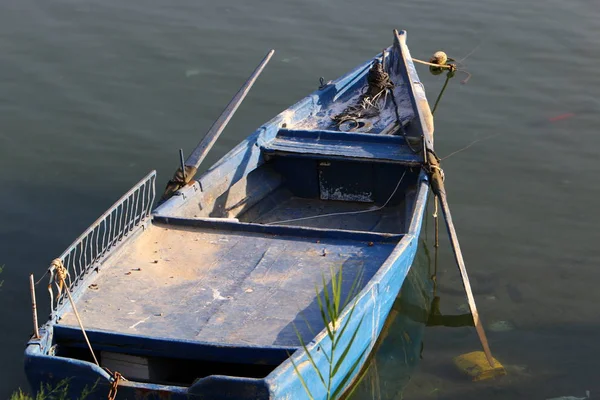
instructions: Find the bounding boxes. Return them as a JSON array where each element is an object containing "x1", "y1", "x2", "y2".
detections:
[
  {"x1": 58, "y1": 223, "x2": 394, "y2": 346},
  {"x1": 239, "y1": 195, "x2": 406, "y2": 233}
]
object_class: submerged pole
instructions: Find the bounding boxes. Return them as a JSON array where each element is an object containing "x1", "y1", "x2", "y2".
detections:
[
  {"x1": 425, "y1": 151, "x2": 495, "y2": 368},
  {"x1": 29, "y1": 274, "x2": 40, "y2": 339},
  {"x1": 437, "y1": 193, "x2": 495, "y2": 367}
]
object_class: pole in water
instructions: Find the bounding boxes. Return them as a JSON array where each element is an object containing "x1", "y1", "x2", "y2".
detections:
[
  {"x1": 179, "y1": 149, "x2": 186, "y2": 182},
  {"x1": 29, "y1": 274, "x2": 40, "y2": 339},
  {"x1": 438, "y1": 193, "x2": 495, "y2": 366},
  {"x1": 425, "y1": 151, "x2": 497, "y2": 369}
]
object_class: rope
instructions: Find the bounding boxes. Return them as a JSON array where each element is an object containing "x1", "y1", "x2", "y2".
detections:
[
  {"x1": 412, "y1": 58, "x2": 457, "y2": 70},
  {"x1": 431, "y1": 73, "x2": 452, "y2": 116},
  {"x1": 266, "y1": 170, "x2": 407, "y2": 226},
  {"x1": 50, "y1": 259, "x2": 100, "y2": 367},
  {"x1": 48, "y1": 258, "x2": 70, "y2": 308},
  {"x1": 160, "y1": 165, "x2": 198, "y2": 202},
  {"x1": 433, "y1": 196, "x2": 439, "y2": 294},
  {"x1": 35, "y1": 270, "x2": 49, "y2": 285},
  {"x1": 428, "y1": 164, "x2": 445, "y2": 183},
  {"x1": 49, "y1": 259, "x2": 124, "y2": 398},
  {"x1": 440, "y1": 132, "x2": 502, "y2": 161},
  {"x1": 425, "y1": 150, "x2": 443, "y2": 298},
  {"x1": 332, "y1": 60, "x2": 395, "y2": 128}
]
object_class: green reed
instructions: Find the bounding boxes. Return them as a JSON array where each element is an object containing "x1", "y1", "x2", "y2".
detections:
[{"x1": 291, "y1": 266, "x2": 366, "y2": 400}]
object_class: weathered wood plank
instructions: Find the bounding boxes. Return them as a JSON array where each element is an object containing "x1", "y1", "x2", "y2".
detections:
[{"x1": 58, "y1": 223, "x2": 395, "y2": 347}]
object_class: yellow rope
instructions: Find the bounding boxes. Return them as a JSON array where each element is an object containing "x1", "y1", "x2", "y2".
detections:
[
  {"x1": 49, "y1": 262, "x2": 126, "y2": 398},
  {"x1": 52, "y1": 260, "x2": 100, "y2": 367},
  {"x1": 412, "y1": 58, "x2": 456, "y2": 70}
]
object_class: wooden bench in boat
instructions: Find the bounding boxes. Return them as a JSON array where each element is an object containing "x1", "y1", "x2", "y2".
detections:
[{"x1": 261, "y1": 129, "x2": 423, "y2": 165}]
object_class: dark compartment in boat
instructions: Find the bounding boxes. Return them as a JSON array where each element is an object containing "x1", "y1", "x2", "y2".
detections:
[
  {"x1": 52, "y1": 326, "x2": 287, "y2": 386},
  {"x1": 180, "y1": 155, "x2": 419, "y2": 234}
]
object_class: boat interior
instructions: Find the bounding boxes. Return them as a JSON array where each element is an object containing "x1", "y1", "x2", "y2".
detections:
[{"x1": 51, "y1": 44, "x2": 429, "y2": 387}]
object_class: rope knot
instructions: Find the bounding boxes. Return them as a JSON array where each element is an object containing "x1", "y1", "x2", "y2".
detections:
[
  {"x1": 429, "y1": 164, "x2": 445, "y2": 182},
  {"x1": 48, "y1": 258, "x2": 70, "y2": 308},
  {"x1": 425, "y1": 150, "x2": 446, "y2": 198},
  {"x1": 161, "y1": 165, "x2": 198, "y2": 201}
]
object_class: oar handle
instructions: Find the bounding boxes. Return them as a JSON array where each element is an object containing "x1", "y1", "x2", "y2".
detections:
[{"x1": 186, "y1": 49, "x2": 275, "y2": 169}]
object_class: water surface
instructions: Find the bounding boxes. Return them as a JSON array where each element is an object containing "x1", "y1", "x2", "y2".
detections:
[{"x1": 1, "y1": 0, "x2": 599, "y2": 398}]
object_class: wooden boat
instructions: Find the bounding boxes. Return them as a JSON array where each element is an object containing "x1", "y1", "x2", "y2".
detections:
[{"x1": 24, "y1": 30, "x2": 434, "y2": 399}]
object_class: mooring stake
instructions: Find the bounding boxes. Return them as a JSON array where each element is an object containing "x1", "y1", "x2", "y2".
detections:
[{"x1": 29, "y1": 274, "x2": 40, "y2": 339}]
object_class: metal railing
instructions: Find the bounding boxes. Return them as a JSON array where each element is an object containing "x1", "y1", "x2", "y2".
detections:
[{"x1": 52, "y1": 171, "x2": 156, "y2": 312}]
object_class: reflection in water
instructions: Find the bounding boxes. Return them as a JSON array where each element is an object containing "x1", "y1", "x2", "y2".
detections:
[{"x1": 348, "y1": 235, "x2": 475, "y2": 399}]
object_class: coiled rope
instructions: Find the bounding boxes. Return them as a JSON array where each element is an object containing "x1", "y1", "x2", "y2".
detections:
[{"x1": 333, "y1": 59, "x2": 397, "y2": 129}]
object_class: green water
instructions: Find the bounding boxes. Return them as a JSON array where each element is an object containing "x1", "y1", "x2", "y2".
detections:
[{"x1": 1, "y1": 0, "x2": 599, "y2": 398}]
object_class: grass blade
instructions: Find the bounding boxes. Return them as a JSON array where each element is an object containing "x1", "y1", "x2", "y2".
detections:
[
  {"x1": 316, "y1": 285, "x2": 334, "y2": 342},
  {"x1": 290, "y1": 357, "x2": 315, "y2": 400},
  {"x1": 299, "y1": 310, "x2": 317, "y2": 336},
  {"x1": 331, "y1": 347, "x2": 369, "y2": 400},
  {"x1": 334, "y1": 300, "x2": 359, "y2": 348},
  {"x1": 332, "y1": 316, "x2": 365, "y2": 377},
  {"x1": 333, "y1": 267, "x2": 343, "y2": 317},
  {"x1": 289, "y1": 265, "x2": 368, "y2": 400},
  {"x1": 339, "y1": 358, "x2": 373, "y2": 400},
  {"x1": 322, "y1": 274, "x2": 335, "y2": 323},
  {"x1": 292, "y1": 323, "x2": 328, "y2": 387},
  {"x1": 342, "y1": 268, "x2": 364, "y2": 310}
]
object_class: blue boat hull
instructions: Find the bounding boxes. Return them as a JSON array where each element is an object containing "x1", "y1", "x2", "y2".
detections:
[
  {"x1": 24, "y1": 29, "x2": 434, "y2": 399},
  {"x1": 24, "y1": 180, "x2": 426, "y2": 399}
]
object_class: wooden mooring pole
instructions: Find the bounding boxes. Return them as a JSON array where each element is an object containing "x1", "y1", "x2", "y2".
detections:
[{"x1": 29, "y1": 274, "x2": 40, "y2": 339}]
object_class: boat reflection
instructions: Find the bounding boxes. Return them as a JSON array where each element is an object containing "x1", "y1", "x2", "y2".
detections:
[{"x1": 346, "y1": 238, "x2": 474, "y2": 399}]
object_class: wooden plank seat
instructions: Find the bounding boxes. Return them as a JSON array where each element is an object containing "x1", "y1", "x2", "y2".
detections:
[{"x1": 260, "y1": 129, "x2": 423, "y2": 165}]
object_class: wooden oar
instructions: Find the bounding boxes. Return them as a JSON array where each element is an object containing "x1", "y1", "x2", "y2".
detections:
[
  {"x1": 162, "y1": 49, "x2": 275, "y2": 200},
  {"x1": 426, "y1": 150, "x2": 495, "y2": 368}
]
